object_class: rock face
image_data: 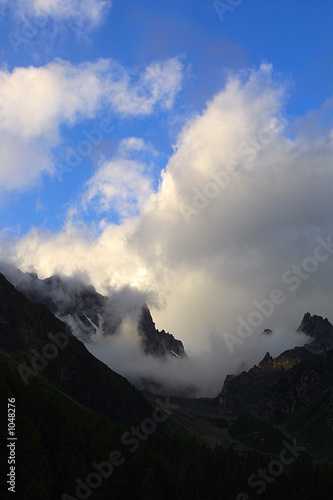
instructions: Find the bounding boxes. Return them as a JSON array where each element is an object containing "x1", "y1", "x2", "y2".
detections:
[
  {"x1": 0, "y1": 273, "x2": 150, "y2": 425},
  {"x1": 0, "y1": 263, "x2": 186, "y2": 358},
  {"x1": 138, "y1": 304, "x2": 186, "y2": 358},
  {"x1": 215, "y1": 346, "x2": 314, "y2": 418},
  {"x1": 215, "y1": 313, "x2": 333, "y2": 423},
  {"x1": 24, "y1": 273, "x2": 107, "y2": 339},
  {"x1": 297, "y1": 312, "x2": 333, "y2": 350}
]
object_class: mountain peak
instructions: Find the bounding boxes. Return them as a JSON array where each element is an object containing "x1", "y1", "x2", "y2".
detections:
[
  {"x1": 258, "y1": 351, "x2": 273, "y2": 366},
  {"x1": 138, "y1": 303, "x2": 186, "y2": 358},
  {"x1": 297, "y1": 312, "x2": 333, "y2": 349},
  {"x1": 298, "y1": 312, "x2": 331, "y2": 330}
]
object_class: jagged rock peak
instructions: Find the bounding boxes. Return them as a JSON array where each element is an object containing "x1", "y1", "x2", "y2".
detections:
[
  {"x1": 297, "y1": 313, "x2": 333, "y2": 349},
  {"x1": 297, "y1": 312, "x2": 332, "y2": 333},
  {"x1": 258, "y1": 351, "x2": 273, "y2": 366},
  {"x1": 139, "y1": 303, "x2": 154, "y2": 325},
  {"x1": 138, "y1": 303, "x2": 186, "y2": 358}
]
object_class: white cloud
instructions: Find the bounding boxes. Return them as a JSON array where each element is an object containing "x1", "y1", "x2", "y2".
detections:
[
  {"x1": 0, "y1": 59, "x2": 105, "y2": 140},
  {"x1": 138, "y1": 58, "x2": 184, "y2": 111},
  {"x1": 82, "y1": 138, "x2": 154, "y2": 218},
  {"x1": 3, "y1": 65, "x2": 333, "y2": 395},
  {"x1": 10, "y1": 220, "x2": 151, "y2": 293},
  {"x1": 106, "y1": 57, "x2": 184, "y2": 115},
  {"x1": 0, "y1": 57, "x2": 183, "y2": 193},
  {"x1": 3, "y1": 0, "x2": 111, "y2": 28}
]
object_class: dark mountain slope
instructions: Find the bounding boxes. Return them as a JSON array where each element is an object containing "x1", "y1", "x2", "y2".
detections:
[
  {"x1": 1, "y1": 353, "x2": 332, "y2": 500},
  {"x1": 0, "y1": 273, "x2": 150, "y2": 425}
]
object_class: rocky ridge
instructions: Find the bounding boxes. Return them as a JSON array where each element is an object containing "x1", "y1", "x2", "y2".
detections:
[{"x1": 0, "y1": 263, "x2": 186, "y2": 358}]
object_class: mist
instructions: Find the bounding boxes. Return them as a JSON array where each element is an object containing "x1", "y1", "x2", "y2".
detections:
[
  {"x1": 85, "y1": 315, "x2": 312, "y2": 397},
  {"x1": 0, "y1": 260, "x2": 313, "y2": 398}
]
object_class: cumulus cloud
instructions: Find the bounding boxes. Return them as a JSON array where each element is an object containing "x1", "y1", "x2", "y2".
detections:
[
  {"x1": 128, "y1": 64, "x2": 333, "y2": 344},
  {"x1": 0, "y1": 57, "x2": 183, "y2": 192},
  {"x1": 2, "y1": 64, "x2": 333, "y2": 395},
  {"x1": 0, "y1": 60, "x2": 105, "y2": 139},
  {"x1": 2, "y1": 0, "x2": 111, "y2": 28}
]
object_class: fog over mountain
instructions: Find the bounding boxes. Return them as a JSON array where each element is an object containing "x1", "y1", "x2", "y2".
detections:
[{"x1": 0, "y1": 261, "x2": 313, "y2": 397}]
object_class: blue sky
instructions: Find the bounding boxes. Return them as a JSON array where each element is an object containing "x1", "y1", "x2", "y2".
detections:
[{"x1": 1, "y1": 0, "x2": 332, "y2": 235}]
